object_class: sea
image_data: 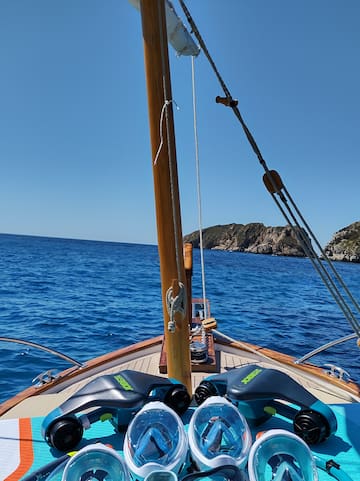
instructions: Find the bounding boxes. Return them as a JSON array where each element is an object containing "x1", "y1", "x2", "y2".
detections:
[{"x1": 0, "y1": 233, "x2": 359, "y2": 404}]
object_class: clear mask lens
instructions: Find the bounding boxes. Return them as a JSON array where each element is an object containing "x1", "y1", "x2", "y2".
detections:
[
  {"x1": 271, "y1": 460, "x2": 304, "y2": 481},
  {"x1": 131, "y1": 421, "x2": 178, "y2": 466},
  {"x1": 200, "y1": 416, "x2": 239, "y2": 457}
]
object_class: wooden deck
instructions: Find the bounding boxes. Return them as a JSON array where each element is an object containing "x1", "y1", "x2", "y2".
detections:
[{"x1": 2, "y1": 334, "x2": 359, "y2": 420}]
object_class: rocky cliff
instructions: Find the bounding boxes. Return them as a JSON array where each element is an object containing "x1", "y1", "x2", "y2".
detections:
[
  {"x1": 184, "y1": 223, "x2": 308, "y2": 257},
  {"x1": 324, "y1": 221, "x2": 360, "y2": 263}
]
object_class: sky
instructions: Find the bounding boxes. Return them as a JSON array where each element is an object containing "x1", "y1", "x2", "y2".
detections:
[{"x1": 0, "y1": 0, "x2": 359, "y2": 247}]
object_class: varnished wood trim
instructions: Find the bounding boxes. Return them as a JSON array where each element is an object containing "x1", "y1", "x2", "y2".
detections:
[{"x1": 215, "y1": 336, "x2": 360, "y2": 397}]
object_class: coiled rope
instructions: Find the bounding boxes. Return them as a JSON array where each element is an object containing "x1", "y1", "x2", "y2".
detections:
[{"x1": 166, "y1": 282, "x2": 186, "y2": 332}]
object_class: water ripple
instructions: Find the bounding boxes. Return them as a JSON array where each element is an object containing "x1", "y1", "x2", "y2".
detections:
[{"x1": 0, "y1": 234, "x2": 359, "y2": 402}]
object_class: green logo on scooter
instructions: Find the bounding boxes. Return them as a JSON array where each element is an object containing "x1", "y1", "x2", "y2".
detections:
[
  {"x1": 114, "y1": 374, "x2": 134, "y2": 390},
  {"x1": 241, "y1": 368, "x2": 262, "y2": 385}
]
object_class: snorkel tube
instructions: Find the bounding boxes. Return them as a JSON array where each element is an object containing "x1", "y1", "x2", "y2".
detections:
[{"x1": 313, "y1": 456, "x2": 355, "y2": 481}]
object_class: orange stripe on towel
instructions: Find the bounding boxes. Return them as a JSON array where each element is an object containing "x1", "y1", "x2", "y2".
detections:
[{"x1": 5, "y1": 418, "x2": 34, "y2": 481}]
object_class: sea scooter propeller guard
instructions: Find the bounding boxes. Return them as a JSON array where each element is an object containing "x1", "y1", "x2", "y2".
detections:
[
  {"x1": 194, "y1": 364, "x2": 337, "y2": 444},
  {"x1": 42, "y1": 369, "x2": 191, "y2": 452}
]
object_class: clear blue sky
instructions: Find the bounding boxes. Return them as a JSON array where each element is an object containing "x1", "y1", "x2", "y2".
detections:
[{"x1": 0, "y1": 0, "x2": 359, "y2": 247}]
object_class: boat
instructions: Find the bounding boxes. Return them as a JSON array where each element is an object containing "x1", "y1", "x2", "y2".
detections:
[{"x1": 1, "y1": 1, "x2": 360, "y2": 480}]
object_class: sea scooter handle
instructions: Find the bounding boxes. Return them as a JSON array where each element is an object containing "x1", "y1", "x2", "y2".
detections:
[
  {"x1": 42, "y1": 369, "x2": 190, "y2": 452},
  {"x1": 194, "y1": 364, "x2": 337, "y2": 444}
]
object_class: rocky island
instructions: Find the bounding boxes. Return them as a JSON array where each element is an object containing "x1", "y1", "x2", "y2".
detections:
[
  {"x1": 184, "y1": 221, "x2": 360, "y2": 262},
  {"x1": 184, "y1": 223, "x2": 309, "y2": 257},
  {"x1": 324, "y1": 222, "x2": 360, "y2": 263}
]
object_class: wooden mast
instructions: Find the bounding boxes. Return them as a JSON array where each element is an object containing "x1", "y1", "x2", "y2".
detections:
[{"x1": 139, "y1": 0, "x2": 191, "y2": 393}]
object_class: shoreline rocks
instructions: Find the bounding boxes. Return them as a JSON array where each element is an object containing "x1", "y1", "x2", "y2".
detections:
[{"x1": 324, "y1": 222, "x2": 360, "y2": 263}]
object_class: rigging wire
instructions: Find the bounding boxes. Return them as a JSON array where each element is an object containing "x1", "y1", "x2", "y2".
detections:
[
  {"x1": 178, "y1": 0, "x2": 360, "y2": 340},
  {"x1": 265, "y1": 172, "x2": 360, "y2": 337}
]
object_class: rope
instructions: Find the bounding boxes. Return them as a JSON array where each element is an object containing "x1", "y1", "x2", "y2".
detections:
[
  {"x1": 179, "y1": 0, "x2": 360, "y2": 340},
  {"x1": 267, "y1": 185, "x2": 360, "y2": 337},
  {"x1": 277, "y1": 185, "x2": 360, "y2": 337},
  {"x1": 191, "y1": 55, "x2": 208, "y2": 323},
  {"x1": 166, "y1": 282, "x2": 186, "y2": 332},
  {"x1": 154, "y1": 100, "x2": 179, "y2": 165}
]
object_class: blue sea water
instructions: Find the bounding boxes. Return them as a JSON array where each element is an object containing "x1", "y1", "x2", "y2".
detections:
[{"x1": 0, "y1": 233, "x2": 359, "y2": 404}]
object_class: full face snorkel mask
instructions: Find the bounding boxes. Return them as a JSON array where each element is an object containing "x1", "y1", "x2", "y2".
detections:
[
  {"x1": 123, "y1": 401, "x2": 188, "y2": 481},
  {"x1": 187, "y1": 396, "x2": 252, "y2": 471},
  {"x1": 45, "y1": 443, "x2": 129, "y2": 481},
  {"x1": 247, "y1": 429, "x2": 319, "y2": 481}
]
